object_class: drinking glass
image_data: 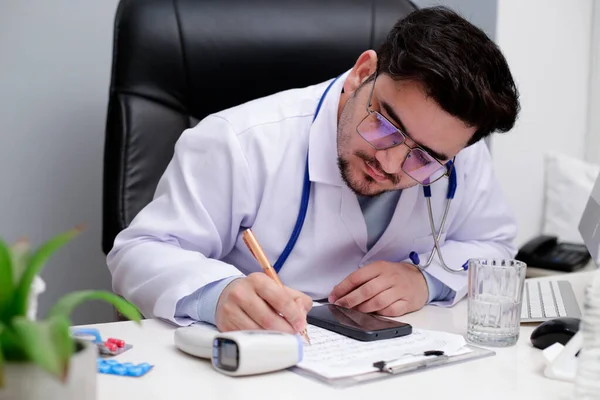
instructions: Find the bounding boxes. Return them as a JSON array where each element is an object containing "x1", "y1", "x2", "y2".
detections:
[{"x1": 467, "y1": 258, "x2": 527, "y2": 347}]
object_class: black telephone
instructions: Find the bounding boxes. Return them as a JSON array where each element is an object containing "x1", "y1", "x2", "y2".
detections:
[{"x1": 515, "y1": 235, "x2": 591, "y2": 272}]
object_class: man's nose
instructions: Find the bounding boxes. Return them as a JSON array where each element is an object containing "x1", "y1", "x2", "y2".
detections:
[{"x1": 374, "y1": 144, "x2": 409, "y2": 175}]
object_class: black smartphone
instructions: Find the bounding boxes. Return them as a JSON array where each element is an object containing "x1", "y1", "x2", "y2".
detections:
[{"x1": 307, "y1": 304, "x2": 412, "y2": 341}]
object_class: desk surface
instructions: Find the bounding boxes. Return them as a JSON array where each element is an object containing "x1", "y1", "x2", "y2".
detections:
[{"x1": 82, "y1": 271, "x2": 595, "y2": 400}]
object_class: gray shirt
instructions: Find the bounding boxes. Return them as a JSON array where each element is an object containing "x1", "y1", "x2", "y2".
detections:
[{"x1": 357, "y1": 191, "x2": 402, "y2": 250}]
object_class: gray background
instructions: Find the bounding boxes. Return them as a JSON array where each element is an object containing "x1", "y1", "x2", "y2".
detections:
[
  {"x1": 0, "y1": 0, "x2": 121, "y2": 324},
  {"x1": 412, "y1": 0, "x2": 497, "y2": 39},
  {"x1": 0, "y1": 0, "x2": 497, "y2": 325}
]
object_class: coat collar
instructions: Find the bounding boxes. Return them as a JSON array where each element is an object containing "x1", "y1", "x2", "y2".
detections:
[{"x1": 307, "y1": 70, "x2": 351, "y2": 187}]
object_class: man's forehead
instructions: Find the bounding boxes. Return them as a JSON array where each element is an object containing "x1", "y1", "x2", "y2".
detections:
[{"x1": 374, "y1": 75, "x2": 474, "y2": 158}]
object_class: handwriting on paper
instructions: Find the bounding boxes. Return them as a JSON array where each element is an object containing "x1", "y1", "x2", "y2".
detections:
[{"x1": 296, "y1": 325, "x2": 466, "y2": 379}]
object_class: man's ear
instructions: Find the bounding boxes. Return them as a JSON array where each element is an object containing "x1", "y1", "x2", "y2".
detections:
[{"x1": 343, "y1": 50, "x2": 377, "y2": 94}]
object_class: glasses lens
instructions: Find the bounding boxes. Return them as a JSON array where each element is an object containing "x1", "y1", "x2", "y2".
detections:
[
  {"x1": 357, "y1": 112, "x2": 405, "y2": 150},
  {"x1": 404, "y1": 148, "x2": 446, "y2": 184}
]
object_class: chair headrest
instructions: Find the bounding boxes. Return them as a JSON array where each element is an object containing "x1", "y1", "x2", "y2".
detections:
[{"x1": 111, "y1": 0, "x2": 417, "y2": 121}]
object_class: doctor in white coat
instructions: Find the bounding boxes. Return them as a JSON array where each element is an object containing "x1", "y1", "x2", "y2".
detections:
[{"x1": 107, "y1": 7, "x2": 520, "y2": 335}]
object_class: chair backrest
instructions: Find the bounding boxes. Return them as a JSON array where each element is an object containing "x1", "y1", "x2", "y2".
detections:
[{"x1": 102, "y1": 0, "x2": 418, "y2": 254}]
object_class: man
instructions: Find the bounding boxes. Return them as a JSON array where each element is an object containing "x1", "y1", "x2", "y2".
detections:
[{"x1": 107, "y1": 6, "x2": 520, "y2": 335}]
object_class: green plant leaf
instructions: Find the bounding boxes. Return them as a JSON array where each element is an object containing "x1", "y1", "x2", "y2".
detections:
[
  {"x1": 0, "y1": 239, "x2": 14, "y2": 319},
  {"x1": 10, "y1": 237, "x2": 31, "y2": 284},
  {"x1": 48, "y1": 290, "x2": 142, "y2": 323},
  {"x1": 0, "y1": 324, "x2": 27, "y2": 362},
  {"x1": 11, "y1": 315, "x2": 74, "y2": 382},
  {"x1": 11, "y1": 226, "x2": 84, "y2": 318}
]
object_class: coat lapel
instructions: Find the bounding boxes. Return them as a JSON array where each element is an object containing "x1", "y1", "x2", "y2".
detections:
[
  {"x1": 305, "y1": 69, "x2": 370, "y2": 253},
  {"x1": 339, "y1": 185, "x2": 368, "y2": 253}
]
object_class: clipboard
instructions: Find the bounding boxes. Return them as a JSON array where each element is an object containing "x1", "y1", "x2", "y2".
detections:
[{"x1": 289, "y1": 344, "x2": 495, "y2": 388}]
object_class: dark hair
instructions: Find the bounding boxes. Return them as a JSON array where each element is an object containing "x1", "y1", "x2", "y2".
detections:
[{"x1": 376, "y1": 6, "x2": 519, "y2": 145}]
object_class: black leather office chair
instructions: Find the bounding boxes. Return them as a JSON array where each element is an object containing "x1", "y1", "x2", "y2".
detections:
[{"x1": 102, "y1": 0, "x2": 418, "y2": 254}]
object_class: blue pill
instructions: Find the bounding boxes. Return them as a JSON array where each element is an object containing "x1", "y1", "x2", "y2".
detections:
[
  {"x1": 121, "y1": 363, "x2": 134, "y2": 369},
  {"x1": 111, "y1": 365, "x2": 128, "y2": 375},
  {"x1": 104, "y1": 359, "x2": 120, "y2": 365},
  {"x1": 138, "y1": 363, "x2": 151, "y2": 373},
  {"x1": 127, "y1": 366, "x2": 144, "y2": 376},
  {"x1": 98, "y1": 363, "x2": 112, "y2": 373}
]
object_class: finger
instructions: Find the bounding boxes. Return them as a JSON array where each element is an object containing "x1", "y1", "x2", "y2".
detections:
[
  {"x1": 295, "y1": 298, "x2": 311, "y2": 316},
  {"x1": 328, "y1": 264, "x2": 382, "y2": 303},
  {"x1": 334, "y1": 275, "x2": 393, "y2": 309},
  {"x1": 286, "y1": 287, "x2": 313, "y2": 313},
  {"x1": 298, "y1": 296, "x2": 313, "y2": 313},
  {"x1": 255, "y1": 282, "x2": 307, "y2": 332},
  {"x1": 354, "y1": 287, "x2": 400, "y2": 313},
  {"x1": 217, "y1": 317, "x2": 237, "y2": 332},
  {"x1": 228, "y1": 307, "x2": 263, "y2": 331},
  {"x1": 242, "y1": 293, "x2": 298, "y2": 334},
  {"x1": 375, "y1": 300, "x2": 411, "y2": 317}
]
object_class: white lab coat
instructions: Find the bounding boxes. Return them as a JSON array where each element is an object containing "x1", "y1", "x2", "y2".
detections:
[{"x1": 107, "y1": 71, "x2": 518, "y2": 325}]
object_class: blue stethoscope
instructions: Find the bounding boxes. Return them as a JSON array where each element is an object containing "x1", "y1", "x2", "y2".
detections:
[{"x1": 271, "y1": 75, "x2": 468, "y2": 275}]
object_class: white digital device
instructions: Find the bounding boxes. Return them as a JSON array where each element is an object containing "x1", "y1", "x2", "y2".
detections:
[
  {"x1": 174, "y1": 326, "x2": 217, "y2": 359},
  {"x1": 174, "y1": 326, "x2": 303, "y2": 376}
]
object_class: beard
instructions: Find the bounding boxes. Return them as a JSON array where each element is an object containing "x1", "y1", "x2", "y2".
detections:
[
  {"x1": 337, "y1": 156, "x2": 375, "y2": 197},
  {"x1": 337, "y1": 153, "x2": 403, "y2": 197}
]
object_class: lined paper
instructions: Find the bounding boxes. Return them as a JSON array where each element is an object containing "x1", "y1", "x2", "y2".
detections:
[{"x1": 297, "y1": 325, "x2": 467, "y2": 379}]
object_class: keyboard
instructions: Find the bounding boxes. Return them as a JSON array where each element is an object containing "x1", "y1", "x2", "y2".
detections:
[{"x1": 520, "y1": 280, "x2": 582, "y2": 322}]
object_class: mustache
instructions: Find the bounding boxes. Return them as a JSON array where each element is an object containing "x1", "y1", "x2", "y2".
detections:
[{"x1": 354, "y1": 151, "x2": 400, "y2": 184}]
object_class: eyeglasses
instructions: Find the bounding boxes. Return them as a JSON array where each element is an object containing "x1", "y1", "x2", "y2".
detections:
[{"x1": 356, "y1": 73, "x2": 452, "y2": 185}]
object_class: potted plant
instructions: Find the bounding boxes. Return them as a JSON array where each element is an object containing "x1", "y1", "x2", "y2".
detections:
[{"x1": 0, "y1": 226, "x2": 142, "y2": 400}]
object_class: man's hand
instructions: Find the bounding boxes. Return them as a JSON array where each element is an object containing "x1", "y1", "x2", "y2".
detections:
[
  {"x1": 215, "y1": 273, "x2": 312, "y2": 333},
  {"x1": 328, "y1": 261, "x2": 429, "y2": 317}
]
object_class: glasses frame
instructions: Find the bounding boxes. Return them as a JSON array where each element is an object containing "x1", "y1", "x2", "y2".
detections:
[{"x1": 356, "y1": 72, "x2": 453, "y2": 186}]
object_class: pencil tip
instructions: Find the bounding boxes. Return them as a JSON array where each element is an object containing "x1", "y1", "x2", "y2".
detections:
[{"x1": 302, "y1": 331, "x2": 311, "y2": 345}]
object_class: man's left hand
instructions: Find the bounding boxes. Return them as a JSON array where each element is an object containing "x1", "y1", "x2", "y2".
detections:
[{"x1": 328, "y1": 261, "x2": 429, "y2": 317}]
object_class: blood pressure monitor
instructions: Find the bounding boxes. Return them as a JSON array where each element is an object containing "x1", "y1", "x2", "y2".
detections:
[{"x1": 174, "y1": 327, "x2": 303, "y2": 376}]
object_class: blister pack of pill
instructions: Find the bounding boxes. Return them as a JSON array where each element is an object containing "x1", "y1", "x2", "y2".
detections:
[
  {"x1": 71, "y1": 328, "x2": 133, "y2": 356},
  {"x1": 98, "y1": 337, "x2": 133, "y2": 356},
  {"x1": 97, "y1": 359, "x2": 153, "y2": 377}
]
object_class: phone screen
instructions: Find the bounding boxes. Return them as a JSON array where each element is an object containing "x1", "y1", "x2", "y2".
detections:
[{"x1": 307, "y1": 304, "x2": 410, "y2": 332}]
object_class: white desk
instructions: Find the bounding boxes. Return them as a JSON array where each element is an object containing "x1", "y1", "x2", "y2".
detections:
[{"x1": 82, "y1": 271, "x2": 594, "y2": 400}]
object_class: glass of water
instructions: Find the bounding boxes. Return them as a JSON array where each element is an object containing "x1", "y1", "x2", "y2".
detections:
[{"x1": 467, "y1": 258, "x2": 527, "y2": 347}]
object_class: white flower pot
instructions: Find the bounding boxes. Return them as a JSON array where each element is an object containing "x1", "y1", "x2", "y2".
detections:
[{"x1": 0, "y1": 339, "x2": 97, "y2": 400}]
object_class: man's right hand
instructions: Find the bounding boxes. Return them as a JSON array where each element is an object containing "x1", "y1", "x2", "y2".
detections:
[{"x1": 215, "y1": 273, "x2": 312, "y2": 334}]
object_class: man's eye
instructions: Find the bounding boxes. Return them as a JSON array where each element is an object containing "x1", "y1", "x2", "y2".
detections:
[{"x1": 411, "y1": 151, "x2": 430, "y2": 165}]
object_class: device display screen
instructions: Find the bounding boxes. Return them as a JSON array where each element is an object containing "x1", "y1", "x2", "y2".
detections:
[
  {"x1": 215, "y1": 338, "x2": 239, "y2": 371},
  {"x1": 308, "y1": 304, "x2": 410, "y2": 332}
]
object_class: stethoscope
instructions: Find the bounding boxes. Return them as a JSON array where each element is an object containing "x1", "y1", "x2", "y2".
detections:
[
  {"x1": 408, "y1": 161, "x2": 469, "y2": 273},
  {"x1": 270, "y1": 75, "x2": 468, "y2": 275}
]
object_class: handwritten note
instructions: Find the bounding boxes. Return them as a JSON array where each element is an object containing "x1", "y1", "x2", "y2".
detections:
[{"x1": 297, "y1": 325, "x2": 467, "y2": 379}]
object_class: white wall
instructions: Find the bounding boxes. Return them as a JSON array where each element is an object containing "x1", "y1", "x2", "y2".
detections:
[
  {"x1": 586, "y1": 1, "x2": 600, "y2": 165},
  {"x1": 492, "y1": 0, "x2": 594, "y2": 247},
  {"x1": 0, "y1": 0, "x2": 120, "y2": 324}
]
